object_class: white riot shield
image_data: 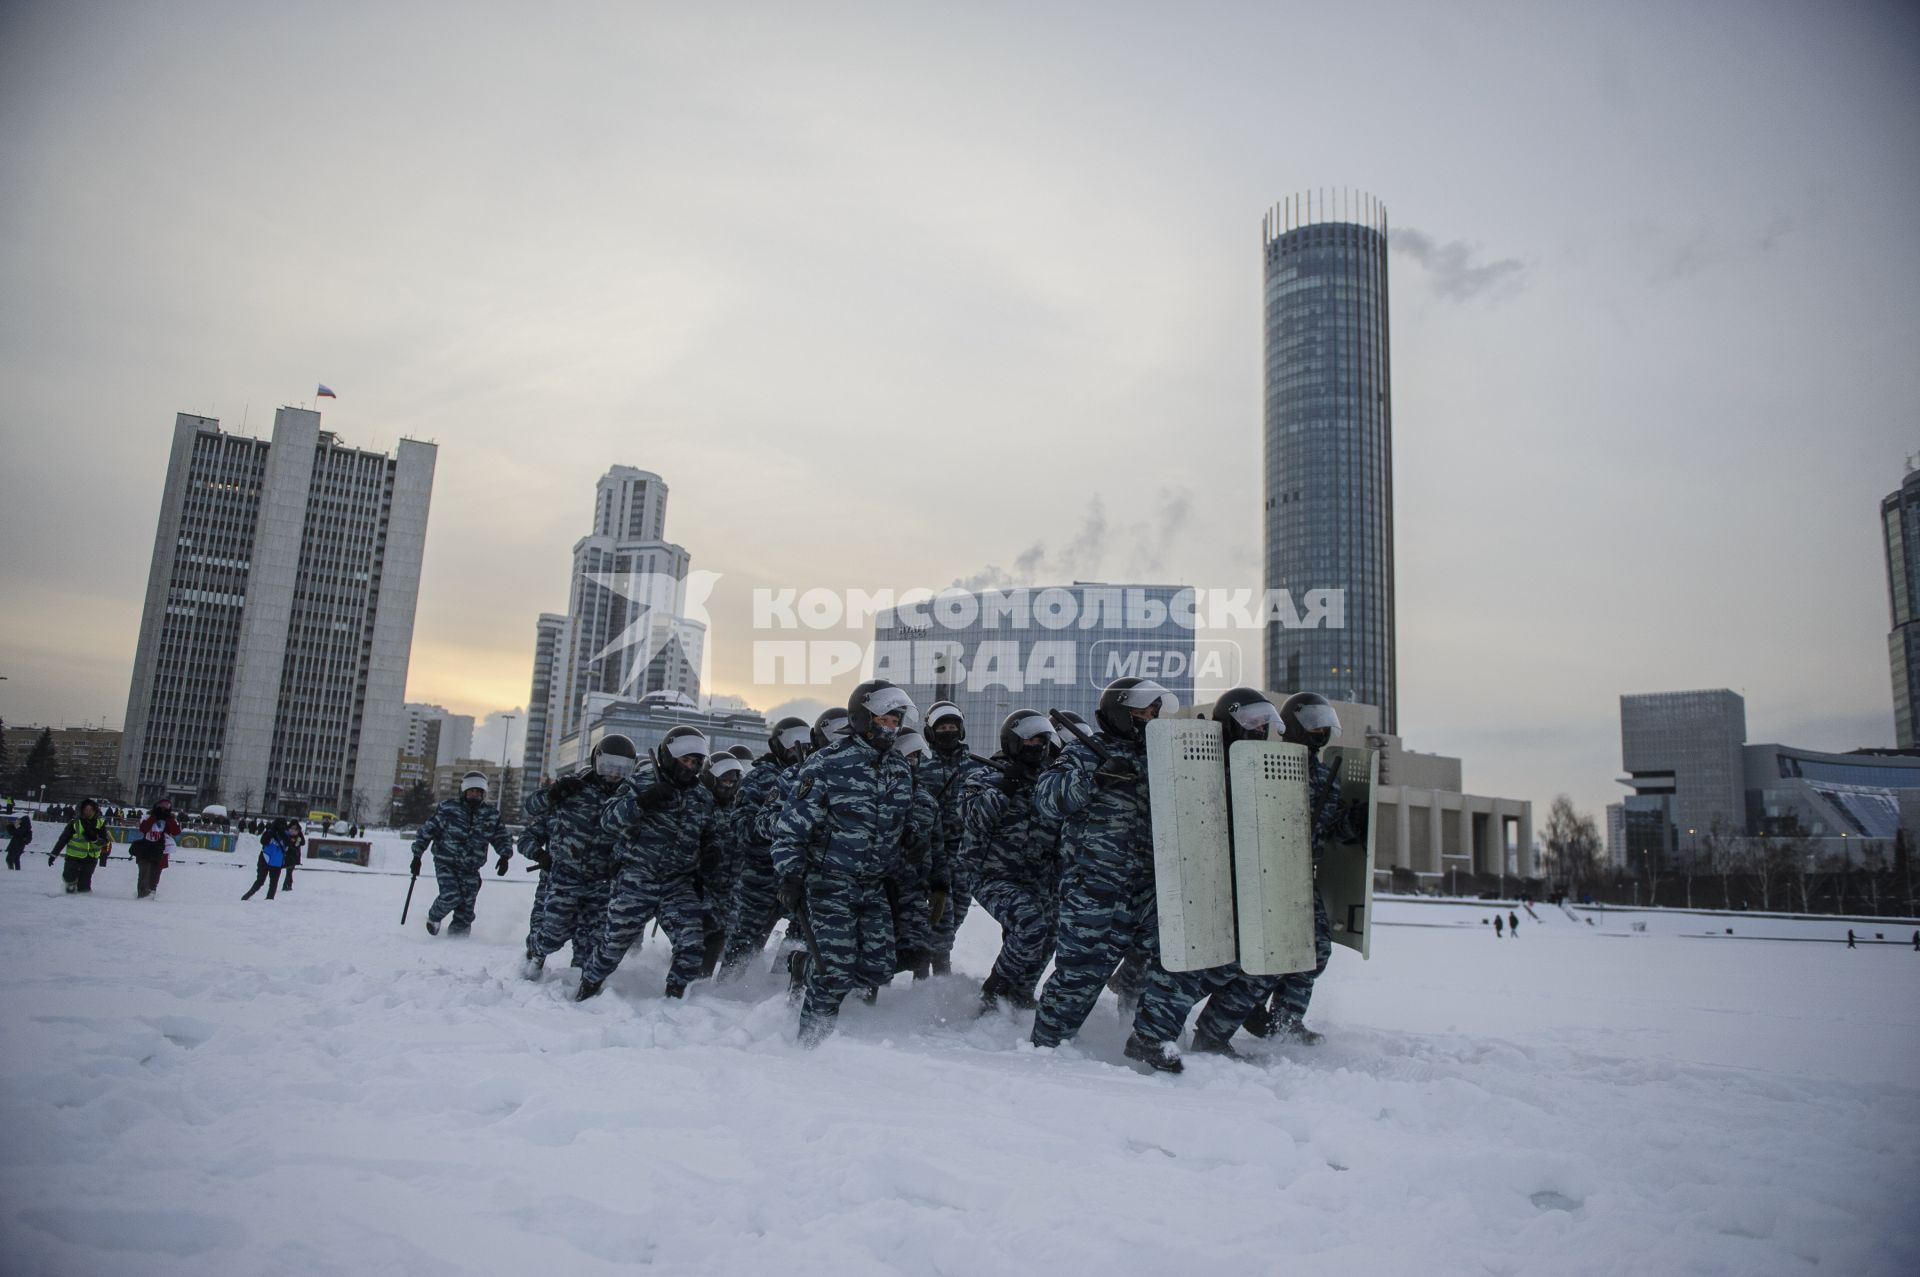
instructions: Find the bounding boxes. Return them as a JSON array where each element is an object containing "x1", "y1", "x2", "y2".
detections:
[
  {"x1": 1318, "y1": 745, "x2": 1378, "y2": 959},
  {"x1": 1145, "y1": 718, "x2": 1236, "y2": 972},
  {"x1": 1227, "y1": 740, "x2": 1317, "y2": 976}
]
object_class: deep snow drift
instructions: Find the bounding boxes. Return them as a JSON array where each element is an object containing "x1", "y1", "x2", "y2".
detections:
[{"x1": 0, "y1": 846, "x2": 1915, "y2": 1276}]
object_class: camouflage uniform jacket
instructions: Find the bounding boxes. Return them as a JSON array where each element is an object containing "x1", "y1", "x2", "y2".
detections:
[
  {"x1": 599, "y1": 757, "x2": 725, "y2": 884},
  {"x1": 959, "y1": 754, "x2": 1063, "y2": 888},
  {"x1": 411, "y1": 798, "x2": 513, "y2": 867},
  {"x1": 1034, "y1": 733, "x2": 1152, "y2": 881},
  {"x1": 522, "y1": 774, "x2": 622, "y2": 877},
  {"x1": 921, "y1": 746, "x2": 989, "y2": 885},
  {"x1": 768, "y1": 736, "x2": 924, "y2": 882}
]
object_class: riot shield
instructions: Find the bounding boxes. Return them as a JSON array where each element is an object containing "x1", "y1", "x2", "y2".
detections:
[
  {"x1": 1318, "y1": 745, "x2": 1378, "y2": 959},
  {"x1": 1145, "y1": 718, "x2": 1236, "y2": 972},
  {"x1": 1227, "y1": 740, "x2": 1317, "y2": 976}
]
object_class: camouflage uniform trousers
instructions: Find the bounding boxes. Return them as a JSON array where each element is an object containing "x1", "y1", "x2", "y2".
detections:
[
  {"x1": 929, "y1": 859, "x2": 973, "y2": 962},
  {"x1": 971, "y1": 877, "x2": 1056, "y2": 999},
  {"x1": 887, "y1": 873, "x2": 933, "y2": 968},
  {"x1": 1031, "y1": 864, "x2": 1159, "y2": 1049},
  {"x1": 582, "y1": 868, "x2": 707, "y2": 989},
  {"x1": 799, "y1": 870, "x2": 896, "y2": 1035},
  {"x1": 427, "y1": 857, "x2": 484, "y2": 931},
  {"x1": 528, "y1": 860, "x2": 613, "y2": 969},
  {"x1": 717, "y1": 847, "x2": 783, "y2": 979},
  {"x1": 1133, "y1": 960, "x2": 1278, "y2": 1047},
  {"x1": 1268, "y1": 888, "x2": 1332, "y2": 1022}
]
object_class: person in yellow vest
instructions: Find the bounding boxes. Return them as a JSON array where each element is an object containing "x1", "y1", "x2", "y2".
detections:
[{"x1": 48, "y1": 799, "x2": 112, "y2": 894}]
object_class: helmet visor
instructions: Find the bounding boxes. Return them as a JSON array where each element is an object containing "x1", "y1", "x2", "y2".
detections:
[
  {"x1": 664, "y1": 731, "x2": 710, "y2": 762},
  {"x1": 1229, "y1": 700, "x2": 1283, "y2": 738},
  {"x1": 1008, "y1": 713, "x2": 1053, "y2": 743},
  {"x1": 708, "y1": 756, "x2": 746, "y2": 780},
  {"x1": 860, "y1": 686, "x2": 917, "y2": 723},
  {"x1": 1119, "y1": 680, "x2": 1178, "y2": 714},
  {"x1": 775, "y1": 723, "x2": 811, "y2": 753},
  {"x1": 595, "y1": 752, "x2": 637, "y2": 779},
  {"x1": 893, "y1": 730, "x2": 930, "y2": 759},
  {"x1": 925, "y1": 703, "x2": 963, "y2": 728},
  {"x1": 1294, "y1": 701, "x2": 1340, "y2": 738}
]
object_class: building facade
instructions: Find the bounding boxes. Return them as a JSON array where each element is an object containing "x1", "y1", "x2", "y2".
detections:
[
  {"x1": 3, "y1": 724, "x2": 125, "y2": 803},
  {"x1": 521, "y1": 468, "x2": 704, "y2": 782},
  {"x1": 1744, "y1": 743, "x2": 1917, "y2": 863},
  {"x1": 1883, "y1": 461, "x2": 1920, "y2": 748},
  {"x1": 402, "y1": 703, "x2": 474, "y2": 767},
  {"x1": 1262, "y1": 192, "x2": 1397, "y2": 731},
  {"x1": 431, "y1": 759, "x2": 524, "y2": 824},
  {"x1": 554, "y1": 692, "x2": 769, "y2": 775},
  {"x1": 118, "y1": 408, "x2": 435, "y2": 819},
  {"x1": 871, "y1": 584, "x2": 1200, "y2": 746},
  {"x1": 1618, "y1": 689, "x2": 1749, "y2": 868}
]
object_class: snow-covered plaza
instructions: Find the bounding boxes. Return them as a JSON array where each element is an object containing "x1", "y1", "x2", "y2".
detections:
[{"x1": 2, "y1": 840, "x2": 1915, "y2": 1276}]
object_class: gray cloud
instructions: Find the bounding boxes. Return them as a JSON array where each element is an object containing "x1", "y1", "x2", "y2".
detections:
[
  {"x1": 1390, "y1": 227, "x2": 1527, "y2": 301},
  {"x1": 1646, "y1": 212, "x2": 1795, "y2": 283}
]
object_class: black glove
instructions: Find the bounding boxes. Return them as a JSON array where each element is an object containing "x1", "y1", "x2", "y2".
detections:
[
  {"x1": 902, "y1": 825, "x2": 927, "y2": 853},
  {"x1": 525, "y1": 847, "x2": 553, "y2": 871},
  {"x1": 549, "y1": 774, "x2": 585, "y2": 803},
  {"x1": 410, "y1": 854, "x2": 423, "y2": 875},
  {"x1": 998, "y1": 769, "x2": 1033, "y2": 794},
  {"x1": 1347, "y1": 799, "x2": 1370, "y2": 842},
  {"x1": 47, "y1": 854, "x2": 57, "y2": 866},
  {"x1": 638, "y1": 780, "x2": 677, "y2": 810},
  {"x1": 929, "y1": 870, "x2": 951, "y2": 893},
  {"x1": 1093, "y1": 757, "x2": 1140, "y2": 786},
  {"x1": 778, "y1": 877, "x2": 805, "y2": 913},
  {"x1": 495, "y1": 856, "x2": 510, "y2": 876}
]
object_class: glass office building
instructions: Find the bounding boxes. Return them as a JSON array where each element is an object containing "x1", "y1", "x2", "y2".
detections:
[
  {"x1": 872, "y1": 584, "x2": 1197, "y2": 747},
  {"x1": 1883, "y1": 463, "x2": 1920, "y2": 747},
  {"x1": 1262, "y1": 192, "x2": 1396, "y2": 730}
]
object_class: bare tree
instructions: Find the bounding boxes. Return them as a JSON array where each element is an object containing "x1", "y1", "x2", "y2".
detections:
[
  {"x1": 1543, "y1": 795, "x2": 1603, "y2": 900},
  {"x1": 1751, "y1": 835, "x2": 1786, "y2": 911},
  {"x1": 1701, "y1": 815, "x2": 1742, "y2": 911}
]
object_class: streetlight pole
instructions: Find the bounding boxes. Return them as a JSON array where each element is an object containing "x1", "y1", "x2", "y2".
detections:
[{"x1": 499, "y1": 714, "x2": 517, "y2": 816}]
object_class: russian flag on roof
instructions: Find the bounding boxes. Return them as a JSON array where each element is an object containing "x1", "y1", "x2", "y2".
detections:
[{"x1": 317, "y1": 384, "x2": 337, "y2": 399}]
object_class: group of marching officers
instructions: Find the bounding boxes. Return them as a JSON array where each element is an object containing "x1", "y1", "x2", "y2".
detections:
[{"x1": 411, "y1": 675, "x2": 1359, "y2": 1070}]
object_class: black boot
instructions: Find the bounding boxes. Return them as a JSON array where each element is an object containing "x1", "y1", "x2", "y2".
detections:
[
  {"x1": 1123, "y1": 1033, "x2": 1184, "y2": 1074},
  {"x1": 1275, "y1": 1015, "x2": 1324, "y2": 1045},
  {"x1": 930, "y1": 952, "x2": 952, "y2": 976},
  {"x1": 664, "y1": 979, "x2": 687, "y2": 999},
  {"x1": 575, "y1": 977, "x2": 604, "y2": 1002},
  {"x1": 978, "y1": 973, "x2": 1011, "y2": 1015},
  {"x1": 522, "y1": 953, "x2": 545, "y2": 980},
  {"x1": 425, "y1": 918, "x2": 441, "y2": 936},
  {"x1": 1189, "y1": 1027, "x2": 1243, "y2": 1059}
]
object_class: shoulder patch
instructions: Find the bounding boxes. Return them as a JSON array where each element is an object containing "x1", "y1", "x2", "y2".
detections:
[{"x1": 795, "y1": 777, "x2": 814, "y2": 800}]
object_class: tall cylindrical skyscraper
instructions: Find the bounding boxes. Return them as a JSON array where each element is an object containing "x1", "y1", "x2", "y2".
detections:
[{"x1": 1262, "y1": 191, "x2": 1396, "y2": 731}]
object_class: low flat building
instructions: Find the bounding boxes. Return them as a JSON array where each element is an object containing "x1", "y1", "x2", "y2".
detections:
[
  {"x1": 553, "y1": 692, "x2": 769, "y2": 775},
  {"x1": 1745, "y1": 743, "x2": 1918, "y2": 865},
  {"x1": 3, "y1": 724, "x2": 125, "y2": 803}
]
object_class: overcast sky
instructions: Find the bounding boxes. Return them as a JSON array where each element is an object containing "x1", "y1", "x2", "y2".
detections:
[{"x1": 2, "y1": 0, "x2": 1916, "y2": 821}]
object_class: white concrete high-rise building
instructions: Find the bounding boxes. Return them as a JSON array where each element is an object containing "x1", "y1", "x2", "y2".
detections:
[
  {"x1": 521, "y1": 467, "x2": 704, "y2": 782},
  {"x1": 118, "y1": 407, "x2": 436, "y2": 819},
  {"x1": 402, "y1": 703, "x2": 475, "y2": 767}
]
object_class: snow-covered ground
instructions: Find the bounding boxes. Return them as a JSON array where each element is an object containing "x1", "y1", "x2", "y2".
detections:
[{"x1": 1, "y1": 847, "x2": 1915, "y2": 1276}]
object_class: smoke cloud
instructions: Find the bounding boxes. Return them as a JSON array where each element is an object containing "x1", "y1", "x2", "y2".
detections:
[{"x1": 1390, "y1": 227, "x2": 1526, "y2": 301}]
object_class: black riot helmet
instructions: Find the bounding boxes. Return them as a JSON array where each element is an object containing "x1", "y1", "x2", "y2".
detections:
[
  {"x1": 769, "y1": 716, "x2": 812, "y2": 766},
  {"x1": 924, "y1": 701, "x2": 965, "y2": 754},
  {"x1": 590, "y1": 733, "x2": 639, "y2": 781},
  {"x1": 1094, "y1": 677, "x2": 1178, "y2": 742},
  {"x1": 999, "y1": 708, "x2": 1053, "y2": 763},
  {"x1": 893, "y1": 730, "x2": 931, "y2": 766},
  {"x1": 1279, "y1": 692, "x2": 1340, "y2": 752},
  {"x1": 1049, "y1": 709, "x2": 1088, "y2": 759},
  {"x1": 656, "y1": 725, "x2": 710, "y2": 787},
  {"x1": 727, "y1": 744, "x2": 754, "y2": 764},
  {"x1": 847, "y1": 679, "x2": 916, "y2": 749},
  {"x1": 811, "y1": 707, "x2": 850, "y2": 752},
  {"x1": 703, "y1": 752, "x2": 747, "y2": 798},
  {"x1": 1212, "y1": 688, "x2": 1283, "y2": 747}
]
